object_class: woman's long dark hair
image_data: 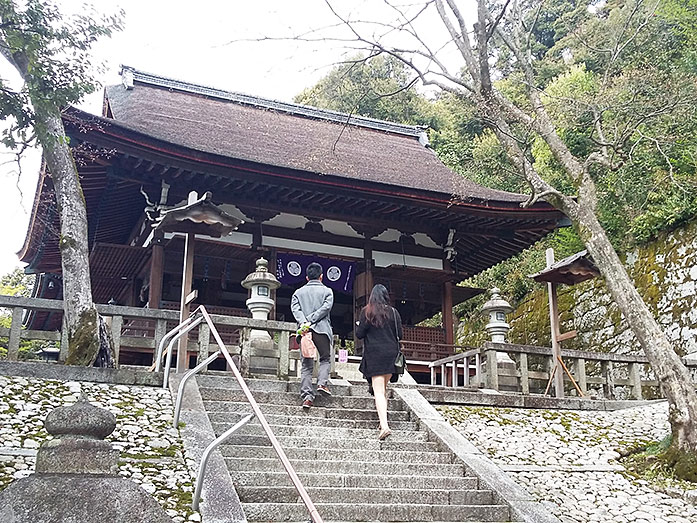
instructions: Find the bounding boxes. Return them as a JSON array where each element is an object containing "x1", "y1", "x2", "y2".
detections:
[{"x1": 363, "y1": 284, "x2": 391, "y2": 327}]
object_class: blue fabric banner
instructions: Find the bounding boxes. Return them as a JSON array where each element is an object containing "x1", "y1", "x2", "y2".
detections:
[{"x1": 276, "y1": 253, "x2": 355, "y2": 294}]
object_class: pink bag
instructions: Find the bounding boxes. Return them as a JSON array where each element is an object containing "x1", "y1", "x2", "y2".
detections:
[{"x1": 300, "y1": 331, "x2": 317, "y2": 359}]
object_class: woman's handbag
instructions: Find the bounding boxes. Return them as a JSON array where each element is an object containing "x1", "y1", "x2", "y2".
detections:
[{"x1": 393, "y1": 309, "x2": 405, "y2": 375}]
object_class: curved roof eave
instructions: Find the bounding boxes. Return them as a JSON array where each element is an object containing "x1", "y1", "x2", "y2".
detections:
[{"x1": 63, "y1": 107, "x2": 562, "y2": 219}]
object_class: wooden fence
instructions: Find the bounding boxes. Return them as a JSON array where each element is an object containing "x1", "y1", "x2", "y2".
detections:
[
  {"x1": 430, "y1": 341, "x2": 669, "y2": 400},
  {"x1": 0, "y1": 295, "x2": 300, "y2": 377}
]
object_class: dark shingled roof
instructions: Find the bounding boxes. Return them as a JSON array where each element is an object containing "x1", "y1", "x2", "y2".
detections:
[{"x1": 105, "y1": 67, "x2": 526, "y2": 204}]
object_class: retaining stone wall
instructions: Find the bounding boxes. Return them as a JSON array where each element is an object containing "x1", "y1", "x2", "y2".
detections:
[{"x1": 504, "y1": 220, "x2": 697, "y2": 358}]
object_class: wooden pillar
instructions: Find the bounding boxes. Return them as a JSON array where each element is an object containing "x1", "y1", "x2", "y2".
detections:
[
  {"x1": 546, "y1": 248, "x2": 565, "y2": 398},
  {"x1": 177, "y1": 231, "x2": 195, "y2": 373},
  {"x1": 364, "y1": 239, "x2": 374, "y2": 297},
  {"x1": 442, "y1": 260, "x2": 454, "y2": 345},
  {"x1": 148, "y1": 234, "x2": 164, "y2": 309},
  {"x1": 442, "y1": 282, "x2": 454, "y2": 345}
]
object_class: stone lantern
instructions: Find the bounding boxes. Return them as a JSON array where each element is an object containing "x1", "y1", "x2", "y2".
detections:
[
  {"x1": 481, "y1": 287, "x2": 514, "y2": 363},
  {"x1": 241, "y1": 257, "x2": 281, "y2": 349},
  {"x1": 0, "y1": 398, "x2": 173, "y2": 523}
]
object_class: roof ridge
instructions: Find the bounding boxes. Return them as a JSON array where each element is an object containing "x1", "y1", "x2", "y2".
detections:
[{"x1": 119, "y1": 65, "x2": 429, "y2": 141}]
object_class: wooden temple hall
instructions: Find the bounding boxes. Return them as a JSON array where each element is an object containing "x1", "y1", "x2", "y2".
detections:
[{"x1": 19, "y1": 66, "x2": 565, "y2": 377}]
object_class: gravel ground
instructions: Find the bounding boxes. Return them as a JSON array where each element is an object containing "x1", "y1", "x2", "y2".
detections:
[
  {"x1": 438, "y1": 402, "x2": 697, "y2": 523},
  {"x1": 0, "y1": 375, "x2": 200, "y2": 522}
]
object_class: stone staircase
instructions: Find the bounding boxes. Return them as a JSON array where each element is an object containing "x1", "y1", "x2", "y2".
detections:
[{"x1": 197, "y1": 375, "x2": 512, "y2": 522}]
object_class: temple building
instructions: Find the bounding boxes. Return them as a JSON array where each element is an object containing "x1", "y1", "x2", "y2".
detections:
[{"x1": 19, "y1": 67, "x2": 565, "y2": 371}]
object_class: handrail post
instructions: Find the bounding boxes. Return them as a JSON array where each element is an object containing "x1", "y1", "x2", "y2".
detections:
[
  {"x1": 163, "y1": 317, "x2": 204, "y2": 388},
  {"x1": 197, "y1": 307, "x2": 323, "y2": 523},
  {"x1": 485, "y1": 349, "x2": 499, "y2": 390},
  {"x1": 575, "y1": 358, "x2": 587, "y2": 396},
  {"x1": 629, "y1": 362, "x2": 643, "y2": 400},
  {"x1": 192, "y1": 413, "x2": 255, "y2": 512},
  {"x1": 278, "y1": 331, "x2": 290, "y2": 379},
  {"x1": 7, "y1": 306, "x2": 23, "y2": 361},
  {"x1": 519, "y1": 352, "x2": 529, "y2": 395},
  {"x1": 173, "y1": 350, "x2": 221, "y2": 429},
  {"x1": 601, "y1": 361, "x2": 615, "y2": 399},
  {"x1": 155, "y1": 314, "x2": 198, "y2": 372},
  {"x1": 110, "y1": 315, "x2": 123, "y2": 367}
]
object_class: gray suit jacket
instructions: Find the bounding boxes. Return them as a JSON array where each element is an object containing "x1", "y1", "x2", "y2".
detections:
[{"x1": 290, "y1": 280, "x2": 334, "y2": 344}]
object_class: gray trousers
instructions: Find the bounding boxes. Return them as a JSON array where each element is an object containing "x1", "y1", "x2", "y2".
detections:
[{"x1": 300, "y1": 331, "x2": 331, "y2": 401}]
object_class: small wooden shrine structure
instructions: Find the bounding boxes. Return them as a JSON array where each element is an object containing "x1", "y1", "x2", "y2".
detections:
[
  {"x1": 19, "y1": 67, "x2": 566, "y2": 371},
  {"x1": 530, "y1": 249, "x2": 600, "y2": 396}
]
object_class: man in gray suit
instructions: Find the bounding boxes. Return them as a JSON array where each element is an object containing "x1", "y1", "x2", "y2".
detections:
[{"x1": 290, "y1": 262, "x2": 334, "y2": 409}]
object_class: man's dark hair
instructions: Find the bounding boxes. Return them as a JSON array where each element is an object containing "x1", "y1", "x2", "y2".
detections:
[{"x1": 306, "y1": 262, "x2": 323, "y2": 281}]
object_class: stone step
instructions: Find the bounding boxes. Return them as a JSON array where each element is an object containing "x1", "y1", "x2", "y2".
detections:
[
  {"x1": 220, "y1": 444, "x2": 454, "y2": 464},
  {"x1": 203, "y1": 399, "x2": 412, "y2": 421},
  {"x1": 211, "y1": 421, "x2": 429, "y2": 441},
  {"x1": 219, "y1": 434, "x2": 441, "y2": 452},
  {"x1": 242, "y1": 502, "x2": 509, "y2": 522},
  {"x1": 198, "y1": 374, "x2": 355, "y2": 396},
  {"x1": 207, "y1": 411, "x2": 418, "y2": 431},
  {"x1": 200, "y1": 387, "x2": 403, "y2": 410},
  {"x1": 237, "y1": 485, "x2": 493, "y2": 505},
  {"x1": 225, "y1": 457, "x2": 465, "y2": 476},
  {"x1": 229, "y1": 471, "x2": 479, "y2": 490}
]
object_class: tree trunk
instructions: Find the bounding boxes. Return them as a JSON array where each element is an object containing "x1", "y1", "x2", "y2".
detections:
[
  {"x1": 574, "y1": 204, "x2": 697, "y2": 453},
  {"x1": 36, "y1": 109, "x2": 114, "y2": 367}
]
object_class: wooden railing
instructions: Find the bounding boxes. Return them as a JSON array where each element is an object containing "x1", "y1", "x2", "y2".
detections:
[
  {"x1": 429, "y1": 341, "x2": 677, "y2": 400},
  {"x1": 0, "y1": 295, "x2": 298, "y2": 376}
]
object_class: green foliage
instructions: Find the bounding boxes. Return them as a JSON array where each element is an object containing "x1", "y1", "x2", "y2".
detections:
[
  {"x1": 296, "y1": 1, "x2": 697, "y2": 324},
  {"x1": 0, "y1": 267, "x2": 47, "y2": 360},
  {"x1": 621, "y1": 434, "x2": 697, "y2": 484},
  {"x1": 0, "y1": 0, "x2": 123, "y2": 149},
  {"x1": 294, "y1": 54, "x2": 441, "y2": 128}
]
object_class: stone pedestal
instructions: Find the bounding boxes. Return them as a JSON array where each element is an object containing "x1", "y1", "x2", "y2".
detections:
[{"x1": 0, "y1": 398, "x2": 173, "y2": 523}]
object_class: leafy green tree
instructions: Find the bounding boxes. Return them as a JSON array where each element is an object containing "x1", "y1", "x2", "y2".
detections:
[
  {"x1": 0, "y1": 267, "x2": 47, "y2": 360},
  {"x1": 0, "y1": 0, "x2": 122, "y2": 366},
  {"x1": 314, "y1": 0, "x2": 697, "y2": 464},
  {"x1": 295, "y1": 54, "x2": 442, "y2": 127}
]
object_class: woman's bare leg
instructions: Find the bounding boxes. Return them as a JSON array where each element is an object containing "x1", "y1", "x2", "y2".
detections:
[{"x1": 371, "y1": 374, "x2": 391, "y2": 433}]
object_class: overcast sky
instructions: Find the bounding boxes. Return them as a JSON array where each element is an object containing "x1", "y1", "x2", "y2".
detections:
[{"x1": 0, "y1": 0, "x2": 470, "y2": 277}]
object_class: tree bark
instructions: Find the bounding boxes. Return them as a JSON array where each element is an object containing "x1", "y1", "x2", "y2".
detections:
[
  {"x1": 36, "y1": 110, "x2": 114, "y2": 367},
  {"x1": 572, "y1": 203, "x2": 697, "y2": 452}
]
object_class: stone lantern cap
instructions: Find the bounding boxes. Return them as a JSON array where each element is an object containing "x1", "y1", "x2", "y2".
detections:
[
  {"x1": 481, "y1": 288, "x2": 513, "y2": 315},
  {"x1": 241, "y1": 257, "x2": 281, "y2": 290}
]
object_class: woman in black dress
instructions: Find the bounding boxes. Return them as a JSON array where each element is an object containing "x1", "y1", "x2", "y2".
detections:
[{"x1": 356, "y1": 284, "x2": 403, "y2": 440}]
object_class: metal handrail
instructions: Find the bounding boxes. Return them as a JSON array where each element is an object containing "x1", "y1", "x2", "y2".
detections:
[
  {"x1": 173, "y1": 350, "x2": 221, "y2": 429},
  {"x1": 192, "y1": 413, "x2": 255, "y2": 512},
  {"x1": 170, "y1": 305, "x2": 323, "y2": 523},
  {"x1": 155, "y1": 313, "x2": 200, "y2": 372},
  {"x1": 162, "y1": 317, "x2": 204, "y2": 388}
]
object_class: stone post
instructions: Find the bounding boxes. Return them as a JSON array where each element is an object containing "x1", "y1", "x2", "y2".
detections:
[{"x1": 0, "y1": 398, "x2": 173, "y2": 523}]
